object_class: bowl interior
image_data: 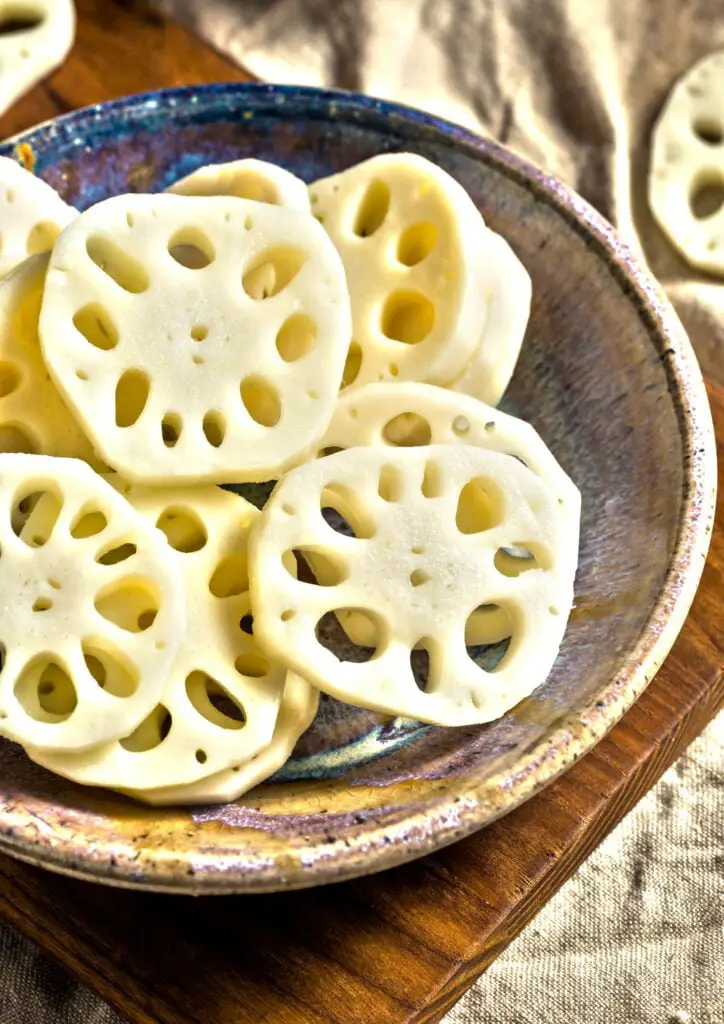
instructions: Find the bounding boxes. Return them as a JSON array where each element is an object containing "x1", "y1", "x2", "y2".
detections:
[{"x1": 0, "y1": 85, "x2": 710, "y2": 892}]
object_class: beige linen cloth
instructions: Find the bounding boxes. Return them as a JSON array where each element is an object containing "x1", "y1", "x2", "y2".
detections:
[{"x1": 1, "y1": 2, "x2": 722, "y2": 1022}]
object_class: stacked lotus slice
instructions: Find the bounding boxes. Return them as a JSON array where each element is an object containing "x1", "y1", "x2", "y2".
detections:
[{"x1": 0, "y1": 151, "x2": 580, "y2": 805}]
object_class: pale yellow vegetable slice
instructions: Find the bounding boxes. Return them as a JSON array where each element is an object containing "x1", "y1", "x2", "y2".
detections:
[
  {"x1": 28, "y1": 483, "x2": 290, "y2": 790},
  {"x1": 119, "y1": 672, "x2": 319, "y2": 806},
  {"x1": 309, "y1": 153, "x2": 489, "y2": 389},
  {"x1": 0, "y1": 455, "x2": 185, "y2": 752},
  {"x1": 0, "y1": 255, "x2": 102, "y2": 466},
  {"x1": 39, "y1": 193, "x2": 351, "y2": 484},
  {"x1": 250, "y1": 445, "x2": 578, "y2": 727},
  {"x1": 448, "y1": 232, "x2": 531, "y2": 404},
  {"x1": 320, "y1": 382, "x2": 579, "y2": 514},
  {"x1": 0, "y1": 0, "x2": 75, "y2": 119},
  {"x1": 168, "y1": 158, "x2": 310, "y2": 213},
  {"x1": 313, "y1": 381, "x2": 578, "y2": 646},
  {"x1": 0, "y1": 158, "x2": 76, "y2": 278},
  {"x1": 649, "y1": 50, "x2": 724, "y2": 274}
]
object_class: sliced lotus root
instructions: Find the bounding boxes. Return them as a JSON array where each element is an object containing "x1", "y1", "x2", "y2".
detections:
[
  {"x1": 0, "y1": 255, "x2": 103, "y2": 466},
  {"x1": 250, "y1": 445, "x2": 577, "y2": 727},
  {"x1": 29, "y1": 482, "x2": 290, "y2": 790},
  {"x1": 309, "y1": 153, "x2": 490, "y2": 389},
  {"x1": 118, "y1": 672, "x2": 319, "y2": 806},
  {"x1": 168, "y1": 158, "x2": 310, "y2": 213},
  {"x1": 0, "y1": 157, "x2": 76, "y2": 278},
  {"x1": 0, "y1": 455, "x2": 184, "y2": 751},
  {"x1": 649, "y1": 50, "x2": 724, "y2": 274},
  {"x1": 448, "y1": 231, "x2": 531, "y2": 404},
  {"x1": 39, "y1": 193, "x2": 351, "y2": 484},
  {"x1": 312, "y1": 381, "x2": 579, "y2": 646},
  {"x1": 0, "y1": 0, "x2": 75, "y2": 119}
]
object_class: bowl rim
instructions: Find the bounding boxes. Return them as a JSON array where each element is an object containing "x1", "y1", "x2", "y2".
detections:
[{"x1": 0, "y1": 82, "x2": 717, "y2": 893}]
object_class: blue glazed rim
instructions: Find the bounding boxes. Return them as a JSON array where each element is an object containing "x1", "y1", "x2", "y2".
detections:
[{"x1": 0, "y1": 83, "x2": 716, "y2": 892}]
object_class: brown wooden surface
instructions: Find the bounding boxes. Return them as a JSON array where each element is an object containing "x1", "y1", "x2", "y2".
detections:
[{"x1": 0, "y1": 3, "x2": 722, "y2": 1023}]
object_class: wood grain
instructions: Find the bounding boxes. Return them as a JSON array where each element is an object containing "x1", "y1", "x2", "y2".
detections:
[{"x1": 0, "y1": 3, "x2": 721, "y2": 1022}]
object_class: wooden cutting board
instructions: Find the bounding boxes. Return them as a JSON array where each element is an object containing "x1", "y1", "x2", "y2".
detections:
[{"x1": 0, "y1": 3, "x2": 721, "y2": 1022}]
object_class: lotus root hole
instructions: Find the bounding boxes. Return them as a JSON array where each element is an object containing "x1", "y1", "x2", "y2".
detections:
[
  {"x1": 73, "y1": 303, "x2": 119, "y2": 351},
  {"x1": 466, "y1": 605, "x2": 515, "y2": 675},
  {"x1": 209, "y1": 552, "x2": 249, "y2": 598},
  {"x1": 494, "y1": 544, "x2": 547, "y2": 576},
  {"x1": 341, "y1": 342, "x2": 362, "y2": 387},
  {"x1": 353, "y1": 179, "x2": 390, "y2": 237},
  {"x1": 242, "y1": 246, "x2": 306, "y2": 299},
  {"x1": 321, "y1": 482, "x2": 376, "y2": 539},
  {"x1": 240, "y1": 376, "x2": 281, "y2": 427},
  {"x1": 95, "y1": 542, "x2": 137, "y2": 566},
  {"x1": 421, "y1": 460, "x2": 444, "y2": 498},
  {"x1": 186, "y1": 671, "x2": 246, "y2": 730},
  {"x1": 381, "y1": 290, "x2": 435, "y2": 344},
  {"x1": 397, "y1": 222, "x2": 437, "y2": 266},
  {"x1": 378, "y1": 464, "x2": 404, "y2": 502},
  {"x1": 14, "y1": 488, "x2": 63, "y2": 545},
  {"x1": 316, "y1": 608, "x2": 385, "y2": 662},
  {"x1": 234, "y1": 653, "x2": 270, "y2": 678},
  {"x1": 155, "y1": 506, "x2": 207, "y2": 553},
  {"x1": 168, "y1": 227, "x2": 216, "y2": 269},
  {"x1": 689, "y1": 171, "x2": 724, "y2": 219},
  {"x1": 276, "y1": 313, "x2": 317, "y2": 362},
  {"x1": 0, "y1": 11, "x2": 45, "y2": 32},
  {"x1": 693, "y1": 117, "x2": 723, "y2": 145},
  {"x1": 456, "y1": 479, "x2": 506, "y2": 534},
  {"x1": 86, "y1": 235, "x2": 150, "y2": 293},
  {"x1": 202, "y1": 410, "x2": 226, "y2": 448},
  {"x1": 94, "y1": 579, "x2": 160, "y2": 633},
  {"x1": 70, "y1": 506, "x2": 108, "y2": 539},
  {"x1": 115, "y1": 369, "x2": 150, "y2": 427},
  {"x1": 161, "y1": 412, "x2": 183, "y2": 448},
  {"x1": 0, "y1": 361, "x2": 21, "y2": 397},
  {"x1": 14, "y1": 658, "x2": 77, "y2": 723},
  {"x1": 382, "y1": 412, "x2": 432, "y2": 446},
  {"x1": 120, "y1": 705, "x2": 171, "y2": 752},
  {"x1": 82, "y1": 641, "x2": 139, "y2": 697},
  {"x1": 292, "y1": 547, "x2": 348, "y2": 587}
]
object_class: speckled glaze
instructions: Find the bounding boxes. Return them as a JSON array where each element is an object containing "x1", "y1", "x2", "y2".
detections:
[{"x1": 0, "y1": 85, "x2": 716, "y2": 893}]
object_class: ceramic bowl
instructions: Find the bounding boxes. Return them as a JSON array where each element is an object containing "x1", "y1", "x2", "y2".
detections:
[{"x1": 0, "y1": 84, "x2": 716, "y2": 893}]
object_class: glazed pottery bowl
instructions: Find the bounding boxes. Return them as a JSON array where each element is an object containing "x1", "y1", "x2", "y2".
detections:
[{"x1": 0, "y1": 84, "x2": 716, "y2": 893}]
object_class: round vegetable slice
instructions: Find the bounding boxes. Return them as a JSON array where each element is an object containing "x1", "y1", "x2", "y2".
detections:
[
  {"x1": 29, "y1": 483, "x2": 290, "y2": 790},
  {"x1": 39, "y1": 193, "x2": 351, "y2": 484},
  {"x1": 0, "y1": 455, "x2": 184, "y2": 751},
  {"x1": 0, "y1": 0, "x2": 75, "y2": 119},
  {"x1": 448, "y1": 231, "x2": 531, "y2": 404},
  {"x1": 250, "y1": 445, "x2": 578, "y2": 727},
  {"x1": 314, "y1": 382, "x2": 579, "y2": 645},
  {"x1": 309, "y1": 153, "x2": 490, "y2": 389},
  {"x1": 0, "y1": 157, "x2": 76, "y2": 278},
  {"x1": 168, "y1": 158, "x2": 310, "y2": 212},
  {"x1": 119, "y1": 673, "x2": 319, "y2": 806},
  {"x1": 649, "y1": 50, "x2": 724, "y2": 275},
  {"x1": 0, "y1": 255, "x2": 102, "y2": 465},
  {"x1": 320, "y1": 381, "x2": 580, "y2": 516}
]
